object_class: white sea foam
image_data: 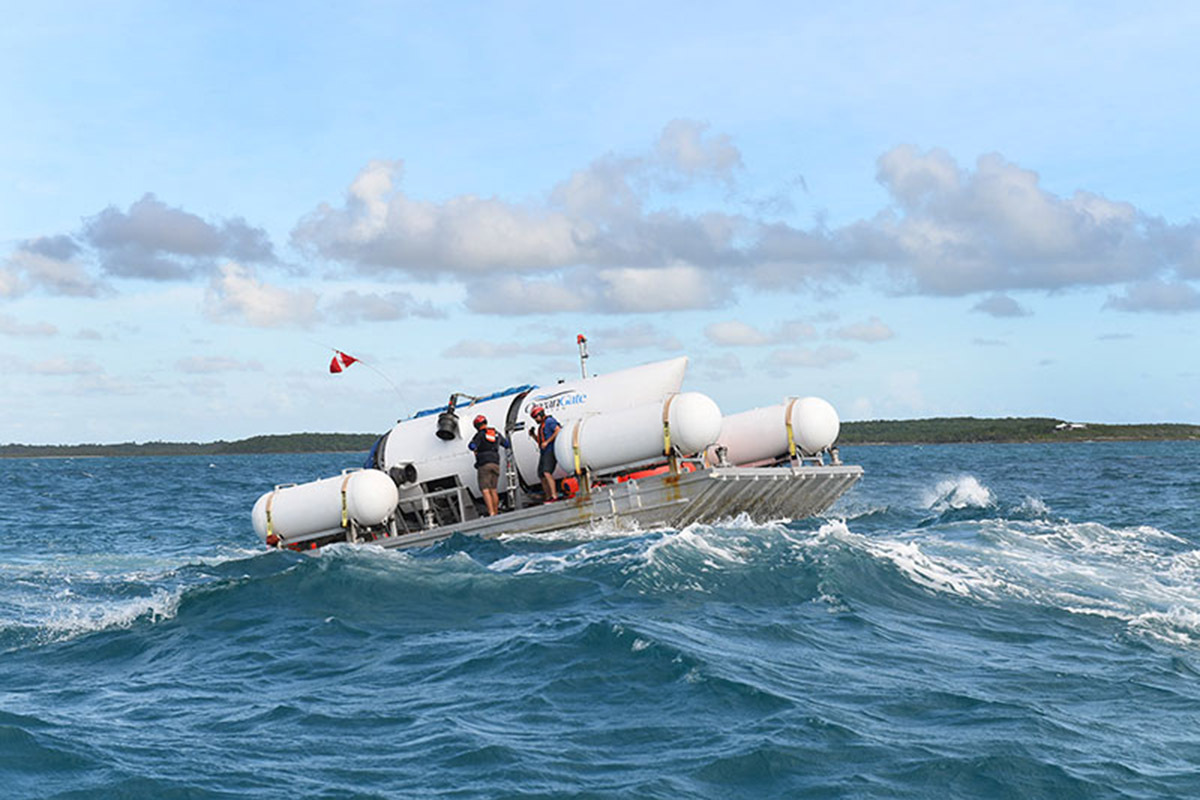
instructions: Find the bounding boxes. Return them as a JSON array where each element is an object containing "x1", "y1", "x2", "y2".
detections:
[
  {"x1": 499, "y1": 518, "x2": 647, "y2": 545},
  {"x1": 38, "y1": 587, "x2": 183, "y2": 642},
  {"x1": 1016, "y1": 496, "x2": 1051, "y2": 517},
  {"x1": 826, "y1": 506, "x2": 1200, "y2": 647},
  {"x1": 642, "y1": 525, "x2": 750, "y2": 569},
  {"x1": 488, "y1": 540, "x2": 634, "y2": 575},
  {"x1": 923, "y1": 475, "x2": 995, "y2": 511}
]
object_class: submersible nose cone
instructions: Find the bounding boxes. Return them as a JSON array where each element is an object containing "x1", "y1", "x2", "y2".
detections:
[{"x1": 436, "y1": 410, "x2": 459, "y2": 440}]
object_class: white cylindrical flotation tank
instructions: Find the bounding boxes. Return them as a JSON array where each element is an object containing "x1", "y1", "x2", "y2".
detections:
[
  {"x1": 251, "y1": 468, "x2": 399, "y2": 544},
  {"x1": 708, "y1": 396, "x2": 841, "y2": 465},
  {"x1": 554, "y1": 392, "x2": 722, "y2": 475}
]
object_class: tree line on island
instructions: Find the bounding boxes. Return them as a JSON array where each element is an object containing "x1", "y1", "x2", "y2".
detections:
[
  {"x1": 0, "y1": 433, "x2": 380, "y2": 458},
  {"x1": 2, "y1": 418, "x2": 1197, "y2": 458}
]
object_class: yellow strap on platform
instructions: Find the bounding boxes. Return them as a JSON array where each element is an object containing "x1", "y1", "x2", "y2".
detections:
[{"x1": 785, "y1": 397, "x2": 799, "y2": 458}]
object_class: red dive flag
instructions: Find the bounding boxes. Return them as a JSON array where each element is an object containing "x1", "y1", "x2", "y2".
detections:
[{"x1": 329, "y1": 350, "x2": 359, "y2": 374}]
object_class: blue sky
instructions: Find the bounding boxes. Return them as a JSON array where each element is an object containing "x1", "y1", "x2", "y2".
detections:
[{"x1": 3, "y1": 2, "x2": 1198, "y2": 444}]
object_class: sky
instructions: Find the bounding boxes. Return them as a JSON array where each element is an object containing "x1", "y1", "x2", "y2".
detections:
[{"x1": 3, "y1": 1, "x2": 1199, "y2": 445}]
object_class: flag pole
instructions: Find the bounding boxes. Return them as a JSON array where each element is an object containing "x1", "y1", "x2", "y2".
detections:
[{"x1": 319, "y1": 342, "x2": 407, "y2": 405}]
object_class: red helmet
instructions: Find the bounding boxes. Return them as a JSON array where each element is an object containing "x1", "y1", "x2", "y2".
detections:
[
  {"x1": 473, "y1": 414, "x2": 487, "y2": 428},
  {"x1": 530, "y1": 405, "x2": 545, "y2": 419}
]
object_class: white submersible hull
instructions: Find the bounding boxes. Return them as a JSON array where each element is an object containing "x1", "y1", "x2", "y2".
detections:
[{"x1": 251, "y1": 356, "x2": 862, "y2": 550}]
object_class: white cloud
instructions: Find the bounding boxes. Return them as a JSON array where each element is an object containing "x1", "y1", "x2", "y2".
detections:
[
  {"x1": 325, "y1": 289, "x2": 445, "y2": 322},
  {"x1": 464, "y1": 273, "x2": 591, "y2": 315},
  {"x1": 594, "y1": 265, "x2": 724, "y2": 312},
  {"x1": 83, "y1": 194, "x2": 275, "y2": 280},
  {"x1": 12, "y1": 126, "x2": 1197, "y2": 325},
  {"x1": 704, "y1": 318, "x2": 817, "y2": 346},
  {"x1": 176, "y1": 356, "x2": 265, "y2": 373},
  {"x1": 282, "y1": 127, "x2": 1200, "y2": 317},
  {"x1": 465, "y1": 264, "x2": 726, "y2": 315},
  {"x1": 1104, "y1": 280, "x2": 1200, "y2": 313},
  {"x1": 770, "y1": 345, "x2": 857, "y2": 368},
  {"x1": 705, "y1": 320, "x2": 770, "y2": 346},
  {"x1": 30, "y1": 357, "x2": 103, "y2": 375},
  {"x1": 73, "y1": 374, "x2": 139, "y2": 395},
  {"x1": 868, "y1": 146, "x2": 1200, "y2": 295},
  {"x1": 203, "y1": 262, "x2": 320, "y2": 328},
  {"x1": 293, "y1": 159, "x2": 583, "y2": 274},
  {"x1": 972, "y1": 294, "x2": 1031, "y2": 317},
  {"x1": 292, "y1": 121, "x2": 750, "y2": 289},
  {"x1": 654, "y1": 119, "x2": 743, "y2": 183},
  {"x1": 0, "y1": 267, "x2": 18, "y2": 297},
  {"x1": 442, "y1": 337, "x2": 573, "y2": 359},
  {"x1": 832, "y1": 316, "x2": 894, "y2": 342},
  {"x1": 0, "y1": 314, "x2": 58, "y2": 337},
  {"x1": 590, "y1": 322, "x2": 684, "y2": 351},
  {"x1": 3, "y1": 237, "x2": 105, "y2": 297}
]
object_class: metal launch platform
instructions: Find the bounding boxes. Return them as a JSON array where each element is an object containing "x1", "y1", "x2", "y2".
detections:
[{"x1": 342, "y1": 461, "x2": 864, "y2": 551}]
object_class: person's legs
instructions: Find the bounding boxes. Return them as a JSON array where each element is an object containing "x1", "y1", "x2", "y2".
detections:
[
  {"x1": 478, "y1": 464, "x2": 501, "y2": 515},
  {"x1": 537, "y1": 449, "x2": 558, "y2": 501}
]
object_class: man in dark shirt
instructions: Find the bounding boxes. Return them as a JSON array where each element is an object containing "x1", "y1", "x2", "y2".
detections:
[{"x1": 468, "y1": 414, "x2": 511, "y2": 516}]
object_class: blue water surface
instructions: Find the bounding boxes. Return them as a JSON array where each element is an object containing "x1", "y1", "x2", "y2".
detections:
[{"x1": 1, "y1": 442, "x2": 1198, "y2": 798}]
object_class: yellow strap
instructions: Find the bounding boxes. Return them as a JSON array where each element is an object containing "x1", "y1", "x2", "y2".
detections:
[
  {"x1": 265, "y1": 491, "x2": 277, "y2": 540},
  {"x1": 785, "y1": 397, "x2": 799, "y2": 458},
  {"x1": 572, "y1": 420, "x2": 583, "y2": 475},
  {"x1": 661, "y1": 394, "x2": 677, "y2": 456},
  {"x1": 340, "y1": 474, "x2": 353, "y2": 528}
]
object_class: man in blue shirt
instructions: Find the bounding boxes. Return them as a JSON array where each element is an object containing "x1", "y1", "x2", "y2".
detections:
[{"x1": 529, "y1": 405, "x2": 560, "y2": 502}]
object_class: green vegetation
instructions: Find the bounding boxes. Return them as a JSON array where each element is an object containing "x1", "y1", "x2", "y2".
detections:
[
  {"x1": 839, "y1": 417, "x2": 1200, "y2": 445},
  {"x1": 3, "y1": 418, "x2": 1198, "y2": 458},
  {"x1": 0, "y1": 433, "x2": 379, "y2": 459}
]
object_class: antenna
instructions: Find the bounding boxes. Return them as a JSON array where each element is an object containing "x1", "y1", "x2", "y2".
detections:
[{"x1": 577, "y1": 333, "x2": 589, "y2": 378}]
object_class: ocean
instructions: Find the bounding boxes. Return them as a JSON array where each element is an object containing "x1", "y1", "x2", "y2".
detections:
[{"x1": 2, "y1": 441, "x2": 1198, "y2": 798}]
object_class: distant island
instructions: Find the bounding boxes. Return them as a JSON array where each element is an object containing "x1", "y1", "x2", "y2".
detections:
[
  {"x1": 2, "y1": 418, "x2": 1197, "y2": 458},
  {"x1": 837, "y1": 417, "x2": 1200, "y2": 445},
  {"x1": 0, "y1": 433, "x2": 380, "y2": 459}
]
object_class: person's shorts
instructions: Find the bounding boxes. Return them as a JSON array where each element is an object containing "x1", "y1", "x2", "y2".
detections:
[
  {"x1": 477, "y1": 462, "x2": 501, "y2": 491},
  {"x1": 538, "y1": 448, "x2": 557, "y2": 477}
]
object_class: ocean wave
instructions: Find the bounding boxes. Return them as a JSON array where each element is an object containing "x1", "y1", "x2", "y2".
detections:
[
  {"x1": 820, "y1": 513, "x2": 1200, "y2": 647},
  {"x1": 0, "y1": 548, "x2": 276, "y2": 650},
  {"x1": 922, "y1": 474, "x2": 995, "y2": 511},
  {"x1": 7, "y1": 506, "x2": 1199, "y2": 656}
]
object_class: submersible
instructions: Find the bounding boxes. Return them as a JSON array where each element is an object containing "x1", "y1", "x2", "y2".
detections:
[{"x1": 252, "y1": 355, "x2": 862, "y2": 550}]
